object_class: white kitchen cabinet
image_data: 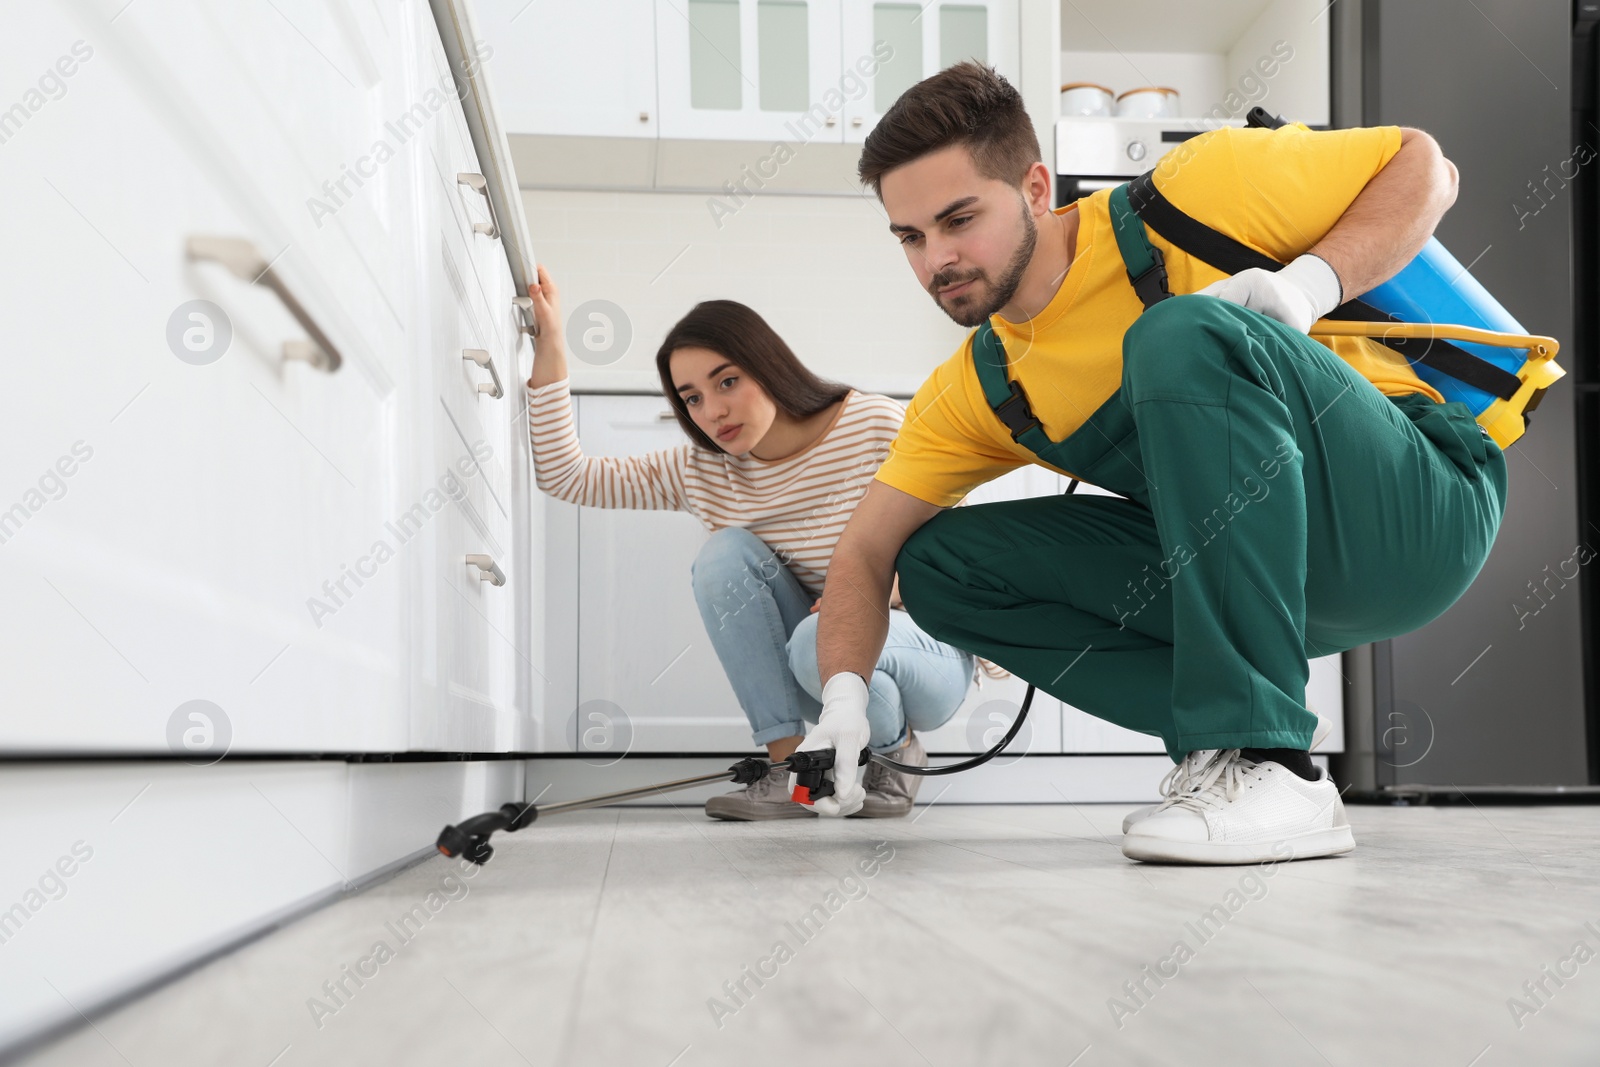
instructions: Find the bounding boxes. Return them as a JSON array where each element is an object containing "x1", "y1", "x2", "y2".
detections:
[
  {"x1": 96, "y1": 0, "x2": 413, "y2": 388},
  {"x1": 482, "y1": 0, "x2": 1018, "y2": 145},
  {"x1": 840, "y1": 0, "x2": 1020, "y2": 143},
  {"x1": 1, "y1": 1, "x2": 539, "y2": 1051},
  {"x1": 655, "y1": 0, "x2": 1018, "y2": 143},
  {"x1": 401, "y1": 0, "x2": 527, "y2": 752},
  {"x1": 655, "y1": 0, "x2": 845, "y2": 142},
  {"x1": 569, "y1": 394, "x2": 750, "y2": 753},
  {"x1": 0, "y1": 2, "x2": 405, "y2": 753},
  {"x1": 0, "y1": 0, "x2": 531, "y2": 755},
  {"x1": 473, "y1": 0, "x2": 661, "y2": 139}
]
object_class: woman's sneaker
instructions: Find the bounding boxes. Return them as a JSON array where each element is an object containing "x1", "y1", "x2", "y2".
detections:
[
  {"x1": 705, "y1": 761, "x2": 816, "y2": 821},
  {"x1": 849, "y1": 732, "x2": 926, "y2": 818},
  {"x1": 1121, "y1": 710, "x2": 1333, "y2": 834},
  {"x1": 1120, "y1": 748, "x2": 1355, "y2": 865}
]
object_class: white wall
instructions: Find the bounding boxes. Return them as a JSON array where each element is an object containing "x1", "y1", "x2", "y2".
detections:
[
  {"x1": 1227, "y1": 0, "x2": 1331, "y2": 126},
  {"x1": 519, "y1": 188, "x2": 971, "y2": 394}
]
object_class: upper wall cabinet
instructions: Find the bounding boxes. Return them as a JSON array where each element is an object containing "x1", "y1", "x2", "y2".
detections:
[
  {"x1": 655, "y1": 0, "x2": 842, "y2": 141},
  {"x1": 657, "y1": 0, "x2": 1017, "y2": 142},
  {"x1": 839, "y1": 1, "x2": 1019, "y2": 143},
  {"x1": 478, "y1": 0, "x2": 1018, "y2": 144},
  {"x1": 476, "y1": 0, "x2": 660, "y2": 139}
]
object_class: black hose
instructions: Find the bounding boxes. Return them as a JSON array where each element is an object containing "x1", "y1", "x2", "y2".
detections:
[{"x1": 865, "y1": 682, "x2": 1035, "y2": 776}]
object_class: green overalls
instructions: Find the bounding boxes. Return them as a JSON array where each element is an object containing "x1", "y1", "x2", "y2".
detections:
[{"x1": 894, "y1": 185, "x2": 1509, "y2": 761}]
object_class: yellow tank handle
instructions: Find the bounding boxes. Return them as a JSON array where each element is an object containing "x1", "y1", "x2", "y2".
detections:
[
  {"x1": 1308, "y1": 319, "x2": 1565, "y2": 450},
  {"x1": 1308, "y1": 319, "x2": 1560, "y2": 359}
]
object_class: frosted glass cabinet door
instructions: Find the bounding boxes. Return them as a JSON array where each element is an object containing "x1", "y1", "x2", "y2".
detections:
[
  {"x1": 473, "y1": 0, "x2": 660, "y2": 138},
  {"x1": 841, "y1": 0, "x2": 1019, "y2": 143},
  {"x1": 656, "y1": 0, "x2": 845, "y2": 141}
]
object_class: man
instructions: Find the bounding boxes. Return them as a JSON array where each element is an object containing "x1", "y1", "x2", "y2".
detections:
[{"x1": 796, "y1": 62, "x2": 1506, "y2": 864}]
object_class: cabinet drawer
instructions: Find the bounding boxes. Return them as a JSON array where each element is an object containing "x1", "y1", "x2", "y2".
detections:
[
  {"x1": 434, "y1": 250, "x2": 514, "y2": 493},
  {"x1": 565, "y1": 395, "x2": 749, "y2": 751},
  {"x1": 435, "y1": 388, "x2": 511, "y2": 556},
  {"x1": 420, "y1": 27, "x2": 512, "y2": 352},
  {"x1": 474, "y1": 0, "x2": 659, "y2": 139},
  {"x1": 574, "y1": 502, "x2": 750, "y2": 752},
  {"x1": 576, "y1": 394, "x2": 689, "y2": 454},
  {"x1": 424, "y1": 478, "x2": 517, "y2": 750},
  {"x1": 1, "y1": 5, "x2": 403, "y2": 752},
  {"x1": 109, "y1": 0, "x2": 411, "y2": 381}
]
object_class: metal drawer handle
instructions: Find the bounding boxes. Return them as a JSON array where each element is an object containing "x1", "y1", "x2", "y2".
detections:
[
  {"x1": 463, "y1": 348, "x2": 504, "y2": 399},
  {"x1": 511, "y1": 295, "x2": 539, "y2": 339},
  {"x1": 657, "y1": 410, "x2": 678, "y2": 421},
  {"x1": 465, "y1": 554, "x2": 506, "y2": 586},
  {"x1": 185, "y1": 236, "x2": 342, "y2": 372},
  {"x1": 456, "y1": 172, "x2": 501, "y2": 239}
]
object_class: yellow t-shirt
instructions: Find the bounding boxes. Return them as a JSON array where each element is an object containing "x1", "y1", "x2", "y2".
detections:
[{"x1": 875, "y1": 123, "x2": 1445, "y2": 508}]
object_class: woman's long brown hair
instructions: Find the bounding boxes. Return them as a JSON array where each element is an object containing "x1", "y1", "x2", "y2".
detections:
[{"x1": 655, "y1": 300, "x2": 852, "y2": 452}]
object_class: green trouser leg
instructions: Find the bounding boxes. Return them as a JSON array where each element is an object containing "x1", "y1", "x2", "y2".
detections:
[{"x1": 896, "y1": 295, "x2": 1508, "y2": 762}]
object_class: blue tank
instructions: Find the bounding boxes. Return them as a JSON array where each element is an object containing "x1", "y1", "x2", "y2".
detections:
[{"x1": 1360, "y1": 238, "x2": 1529, "y2": 415}]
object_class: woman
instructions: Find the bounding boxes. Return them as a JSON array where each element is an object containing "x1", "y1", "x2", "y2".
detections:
[{"x1": 524, "y1": 264, "x2": 981, "y2": 820}]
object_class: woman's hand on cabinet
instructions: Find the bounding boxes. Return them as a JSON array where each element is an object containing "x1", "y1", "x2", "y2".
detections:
[{"x1": 526, "y1": 263, "x2": 567, "y2": 389}]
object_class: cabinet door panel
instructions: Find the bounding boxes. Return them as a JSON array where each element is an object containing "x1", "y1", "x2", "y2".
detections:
[
  {"x1": 423, "y1": 398, "x2": 517, "y2": 751},
  {"x1": 421, "y1": 28, "x2": 514, "y2": 357},
  {"x1": 402, "y1": 14, "x2": 521, "y2": 750},
  {"x1": 473, "y1": 0, "x2": 660, "y2": 138},
  {"x1": 657, "y1": 0, "x2": 844, "y2": 142},
  {"x1": 0, "y1": 7, "x2": 402, "y2": 752},
  {"x1": 104, "y1": 0, "x2": 412, "y2": 388},
  {"x1": 842, "y1": 0, "x2": 1019, "y2": 143},
  {"x1": 570, "y1": 396, "x2": 750, "y2": 753}
]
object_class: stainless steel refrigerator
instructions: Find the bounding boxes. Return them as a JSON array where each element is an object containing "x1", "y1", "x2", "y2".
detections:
[{"x1": 1330, "y1": 0, "x2": 1595, "y2": 796}]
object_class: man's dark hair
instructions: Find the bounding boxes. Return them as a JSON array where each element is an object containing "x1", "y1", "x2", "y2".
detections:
[
  {"x1": 655, "y1": 300, "x2": 851, "y2": 453},
  {"x1": 857, "y1": 61, "x2": 1041, "y2": 199}
]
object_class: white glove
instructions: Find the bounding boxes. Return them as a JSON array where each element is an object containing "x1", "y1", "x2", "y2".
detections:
[
  {"x1": 1196, "y1": 253, "x2": 1343, "y2": 334},
  {"x1": 790, "y1": 672, "x2": 872, "y2": 817}
]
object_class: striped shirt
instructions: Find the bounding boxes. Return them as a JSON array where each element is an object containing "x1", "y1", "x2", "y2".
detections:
[{"x1": 527, "y1": 378, "x2": 905, "y2": 598}]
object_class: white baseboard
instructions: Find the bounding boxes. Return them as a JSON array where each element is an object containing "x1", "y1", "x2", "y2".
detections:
[{"x1": 0, "y1": 759, "x2": 522, "y2": 1058}]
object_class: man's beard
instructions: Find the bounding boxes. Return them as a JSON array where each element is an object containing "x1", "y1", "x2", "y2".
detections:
[{"x1": 927, "y1": 204, "x2": 1039, "y2": 328}]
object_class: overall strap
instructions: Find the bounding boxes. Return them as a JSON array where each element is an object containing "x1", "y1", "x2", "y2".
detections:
[
  {"x1": 971, "y1": 321, "x2": 1055, "y2": 453},
  {"x1": 1108, "y1": 183, "x2": 1171, "y2": 309}
]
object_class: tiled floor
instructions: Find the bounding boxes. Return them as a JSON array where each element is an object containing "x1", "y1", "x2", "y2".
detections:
[{"x1": 19, "y1": 802, "x2": 1600, "y2": 1066}]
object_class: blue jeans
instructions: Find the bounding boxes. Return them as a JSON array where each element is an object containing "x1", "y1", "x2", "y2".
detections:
[{"x1": 690, "y1": 526, "x2": 974, "y2": 754}]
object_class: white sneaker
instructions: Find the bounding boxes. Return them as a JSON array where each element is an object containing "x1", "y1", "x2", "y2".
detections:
[
  {"x1": 1120, "y1": 749, "x2": 1355, "y2": 865},
  {"x1": 1121, "y1": 710, "x2": 1334, "y2": 834}
]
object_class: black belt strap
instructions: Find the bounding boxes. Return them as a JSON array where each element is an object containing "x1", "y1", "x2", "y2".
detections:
[{"x1": 1124, "y1": 170, "x2": 1522, "y2": 403}]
